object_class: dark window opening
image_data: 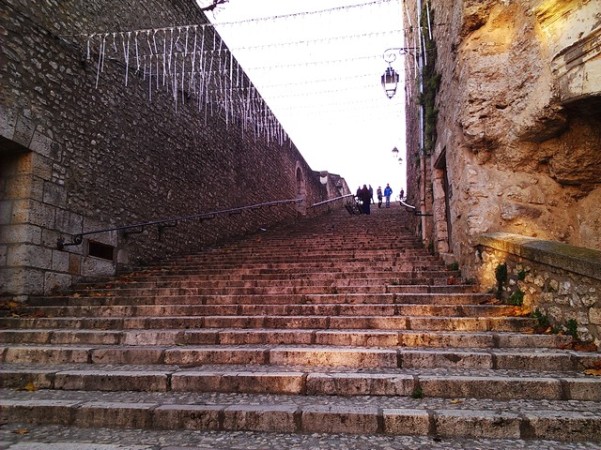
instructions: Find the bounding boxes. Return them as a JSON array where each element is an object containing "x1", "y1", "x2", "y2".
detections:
[{"x1": 88, "y1": 240, "x2": 115, "y2": 261}]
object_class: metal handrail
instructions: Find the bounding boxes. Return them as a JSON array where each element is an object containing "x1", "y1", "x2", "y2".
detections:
[
  {"x1": 400, "y1": 199, "x2": 433, "y2": 217},
  {"x1": 311, "y1": 193, "x2": 355, "y2": 208},
  {"x1": 57, "y1": 197, "x2": 303, "y2": 250}
]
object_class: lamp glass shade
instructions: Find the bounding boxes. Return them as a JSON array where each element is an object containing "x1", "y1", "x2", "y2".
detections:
[{"x1": 381, "y1": 66, "x2": 399, "y2": 99}]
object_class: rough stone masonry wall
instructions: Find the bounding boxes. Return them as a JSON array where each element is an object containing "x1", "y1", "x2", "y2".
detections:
[
  {"x1": 427, "y1": 0, "x2": 601, "y2": 276},
  {"x1": 477, "y1": 233, "x2": 601, "y2": 348},
  {"x1": 0, "y1": 0, "x2": 328, "y2": 299}
]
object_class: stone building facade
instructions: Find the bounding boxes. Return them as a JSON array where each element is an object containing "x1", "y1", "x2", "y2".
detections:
[
  {"x1": 0, "y1": 0, "x2": 347, "y2": 300},
  {"x1": 403, "y1": 0, "x2": 601, "y2": 345}
]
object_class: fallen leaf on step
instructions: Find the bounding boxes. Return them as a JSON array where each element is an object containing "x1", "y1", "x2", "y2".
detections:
[
  {"x1": 573, "y1": 342, "x2": 598, "y2": 352},
  {"x1": 18, "y1": 381, "x2": 37, "y2": 392},
  {"x1": 449, "y1": 399, "x2": 463, "y2": 404},
  {"x1": 584, "y1": 369, "x2": 601, "y2": 377},
  {"x1": 13, "y1": 428, "x2": 29, "y2": 435}
]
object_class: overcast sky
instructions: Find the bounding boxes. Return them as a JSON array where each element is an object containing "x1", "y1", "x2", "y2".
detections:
[{"x1": 203, "y1": 0, "x2": 407, "y2": 195}]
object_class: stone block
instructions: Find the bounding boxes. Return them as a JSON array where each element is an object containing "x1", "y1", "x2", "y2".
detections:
[
  {"x1": 81, "y1": 255, "x2": 115, "y2": 277},
  {"x1": 400, "y1": 350, "x2": 492, "y2": 369},
  {"x1": 163, "y1": 347, "x2": 267, "y2": 365},
  {"x1": 1, "y1": 224, "x2": 42, "y2": 244},
  {"x1": 4, "y1": 174, "x2": 32, "y2": 199},
  {"x1": 494, "y1": 352, "x2": 573, "y2": 371},
  {"x1": 13, "y1": 114, "x2": 35, "y2": 148},
  {"x1": 301, "y1": 405, "x2": 379, "y2": 434},
  {"x1": 50, "y1": 249, "x2": 70, "y2": 272},
  {"x1": 43, "y1": 271, "x2": 72, "y2": 295},
  {"x1": 182, "y1": 330, "x2": 218, "y2": 345},
  {"x1": 564, "y1": 378, "x2": 601, "y2": 401},
  {"x1": 49, "y1": 330, "x2": 121, "y2": 345},
  {"x1": 524, "y1": 410, "x2": 601, "y2": 441},
  {"x1": 0, "y1": 200, "x2": 13, "y2": 225},
  {"x1": 7, "y1": 243, "x2": 52, "y2": 269},
  {"x1": 0, "y1": 329, "x2": 51, "y2": 344},
  {"x1": 0, "y1": 267, "x2": 45, "y2": 296},
  {"x1": 223, "y1": 404, "x2": 298, "y2": 432},
  {"x1": 0, "y1": 367, "x2": 55, "y2": 389},
  {"x1": 420, "y1": 375, "x2": 562, "y2": 400},
  {"x1": 0, "y1": 399, "x2": 77, "y2": 425},
  {"x1": 383, "y1": 408, "x2": 430, "y2": 435},
  {"x1": 42, "y1": 180, "x2": 66, "y2": 207},
  {"x1": 0, "y1": 104, "x2": 17, "y2": 140},
  {"x1": 55, "y1": 209, "x2": 84, "y2": 235},
  {"x1": 10, "y1": 199, "x2": 31, "y2": 223},
  {"x1": 30, "y1": 131, "x2": 60, "y2": 160},
  {"x1": 270, "y1": 347, "x2": 398, "y2": 368},
  {"x1": 212, "y1": 371, "x2": 305, "y2": 394},
  {"x1": 153, "y1": 404, "x2": 222, "y2": 430},
  {"x1": 3, "y1": 345, "x2": 90, "y2": 364},
  {"x1": 122, "y1": 329, "x2": 183, "y2": 346},
  {"x1": 54, "y1": 370, "x2": 169, "y2": 392},
  {"x1": 434, "y1": 409, "x2": 521, "y2": 439},
  {"x1": 315, "y1": 330, "x2": 399, "y2": 347},
  {"x1": 171, "y1": 371, "x2": 225, "y2": 392},
  {"x1": 306, "y1": 373, "x2": 413, "y2": 396},
  {"x1": 90, "y1": 347, "x2": 163, "y2": 365},
  {"x1": 399, "y1": 331, "x2": 494, "y2": 348},
  {"x1": 74, "y1": 402, "x2": 155, "y2": 428},
  {"x1": 590, "y1": 307, "x2": 601, "y2": 325}
]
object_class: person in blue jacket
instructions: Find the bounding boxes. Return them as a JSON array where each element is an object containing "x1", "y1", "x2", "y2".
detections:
[{"x1": 384, "y1": 183, "x2": 393, "y2": 208}]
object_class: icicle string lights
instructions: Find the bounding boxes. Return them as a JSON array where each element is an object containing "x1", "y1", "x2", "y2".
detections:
[
  {"x1": 78, "y1": 0, "x2": 404, "y2": 146},
  {"x1": 84, "y1": 25, "x2": 287, "y2": 145}
]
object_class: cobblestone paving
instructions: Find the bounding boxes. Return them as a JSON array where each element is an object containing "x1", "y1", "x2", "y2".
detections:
[
  {"x1": 2, "y1": 424, "x2": 601, "y2": 450},
  {"x1": 4, "y1": 389, "x2": 601, "y2": 415}
]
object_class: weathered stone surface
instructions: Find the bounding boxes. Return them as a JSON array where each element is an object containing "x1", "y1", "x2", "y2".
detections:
[
  {"x1": 404, "y1": 0, "x2": 601, "y2": 282},
  {"x1": 0, "y1": 0, "x2": 341, "y2": 299}
]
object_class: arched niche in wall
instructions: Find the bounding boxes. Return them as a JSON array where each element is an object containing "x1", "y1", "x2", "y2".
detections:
[{"x1": 295, "y1": 163, "x2": 307, "y2": 215}]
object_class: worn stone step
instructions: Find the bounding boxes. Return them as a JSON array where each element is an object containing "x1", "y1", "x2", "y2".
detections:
[
  {"x1": 72, "y1": 279, "x2": 476, "y2": 293},
  {"x1": 0, "y1": 328, "x2": 573, "y2": 349},
  {"x1": 0, "y1": 314, "x2": 537, "y2": 332},
  {"x1": 0, "y1": 329, "x2": 574, "y2": 349},
  {"x1": 1, "y1": 390, "x2": 600, "y2": 441},
  {"x1": 1, "y1": 344, "x2": 597, "y2": 371},
  {"x1": 16, "y1": 303, "x2": 521, "y2": 318},
  {"x1": 24, "y1": 293, "x2": 494, "y2": 308},
  {"x1": 1, "y1": 363, "x2": 599, "y2": 401}
]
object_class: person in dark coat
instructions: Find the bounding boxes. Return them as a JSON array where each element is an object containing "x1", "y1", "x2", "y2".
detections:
[{"x1": 358, "y1": 184, "x2": 371, "y2": 215}]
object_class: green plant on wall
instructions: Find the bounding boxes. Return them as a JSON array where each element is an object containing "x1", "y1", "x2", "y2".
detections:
[
  {"x1": 507, "y1": 289, "x2": 524, "y2": 306},
  {"x1": 418, "y1": 1, "x2": 440, "y2": 156},
  {"x1": 565, "y1": 319, "x2": 578, "y2": 339}
]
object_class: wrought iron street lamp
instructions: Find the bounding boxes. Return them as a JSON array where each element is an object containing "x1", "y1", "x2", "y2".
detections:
[
  {"x1": 380, "y1": 47, "x2": 416, "y2": 99},
  {"x1": 381, "y1": 66, "x2": 400, "y2": 99}
]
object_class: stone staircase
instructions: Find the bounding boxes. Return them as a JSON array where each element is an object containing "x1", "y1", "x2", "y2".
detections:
[{"x1": 1, "y1": 207, "x2": 600, "y2": 444}]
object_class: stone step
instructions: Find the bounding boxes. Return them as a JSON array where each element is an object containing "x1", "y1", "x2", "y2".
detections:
[
  {"x1": 2, "y1": 344, "x2": 597, "y2": 371},
  {"x1": 72, "y1": 279, "x2": 475, "y2": 292},
  {"x1": 128, "y1": 259, "x2": 447, "y2": 272},
  {"x1": 0, "y1": 329, "x2": 573, "y2": 350},
  {"x1": 26, "y1": 292, "x2": 493, "y2": 307},
  {"x1": 1, "y1": 363, "x2": 599, "y2": 401},
  {"x1": 17, "y1": 303, "x2": 521, "y2": 318},
  {"x1": 1, "y1": 389, "x2": 600, "y2": 442},
  {"x1": 0, "y1": 314, "x2": 537, "y2": 332}
]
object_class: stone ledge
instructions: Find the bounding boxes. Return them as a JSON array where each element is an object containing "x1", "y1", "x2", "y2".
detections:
[{"x1": 478, "y1": 233, "x2": 601, "y2": 281}]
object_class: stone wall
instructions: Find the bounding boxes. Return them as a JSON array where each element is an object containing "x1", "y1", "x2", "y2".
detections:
[
  {"x1": 403, "y1": 0, "x2": 601, "y2": 277},
  {"x1": 0, "y1": 0, "x2": 343, "y2": 300},
  {"x1": 477, "y1": 233, "x2": 601, "y2": 348}
]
